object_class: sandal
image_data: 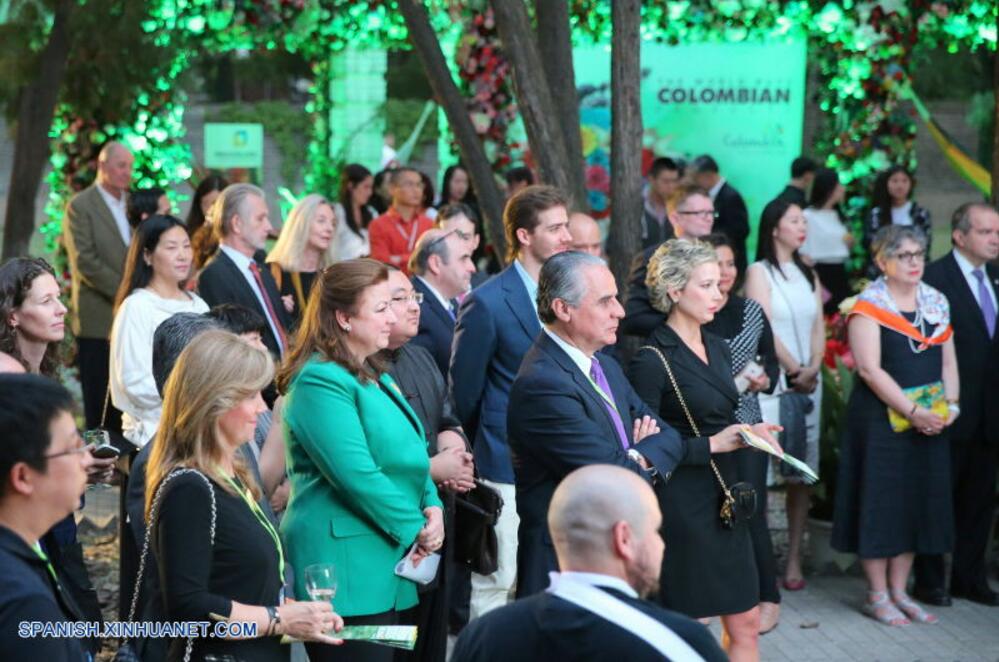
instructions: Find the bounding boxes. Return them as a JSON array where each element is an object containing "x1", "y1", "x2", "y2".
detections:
[
  {"x1": 862, "y1": 590, "x2": 910, "y2": 627},
  {"x1": 891, "y1": 591, "x2": 938, "y2": 624}
]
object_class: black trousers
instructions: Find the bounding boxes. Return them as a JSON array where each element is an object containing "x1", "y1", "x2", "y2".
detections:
[
  {"x1": 77, "y1": 337, "x2": 122, "y2": 432},
  {"x1": 739, "y1": 447, "x2": 781, "y2": 603},
  {"x1": 305, "y1": 611, "x2": 399, "y2": 662},
  {"x1": 914, "y1": 431, "x2": 998, "y2": 592}
]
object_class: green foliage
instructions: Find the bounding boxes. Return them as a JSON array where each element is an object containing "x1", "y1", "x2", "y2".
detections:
[
  {"x1": 967, "y1": 91, "x2": 996, "y2": 171},
  {"x1": 384, "y1": 98, "x2": 439, "y2": 146},
  {"x1": 206, "y1": 101, "x2": 311, "y2": 187}
]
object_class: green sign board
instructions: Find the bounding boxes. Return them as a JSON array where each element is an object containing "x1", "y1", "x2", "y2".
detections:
[
  {"x1": 574, "y1": 36, "x2": 807, "y2": 257},
  {"x1": 204, "y1": 123, "x2": 264, "y2": 169}
]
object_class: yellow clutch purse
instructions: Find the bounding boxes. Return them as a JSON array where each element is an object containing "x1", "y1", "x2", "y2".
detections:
[{"x1": 887, "y1": 381, "x2": 948, "y2": 433}]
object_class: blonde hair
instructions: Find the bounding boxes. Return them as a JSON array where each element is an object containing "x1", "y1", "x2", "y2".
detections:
[
  {"x1": 145, "y1": 330, "x2": 274, "y2": 522},
  {"x1": 267, "y1": 194, "x2": 337, "y2": 272},
  {"x1": 646, "y1": 238, "x2": 718, "y2": 315}
]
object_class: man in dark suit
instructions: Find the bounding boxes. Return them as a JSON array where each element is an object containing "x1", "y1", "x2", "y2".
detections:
[
  {"x1": 450, "y1": 185, "x2": 573, "y2": 618},
  {"x1": 692, "y1": 155, "x2": 749, "y2": 273},
  {"x1": 452, "y1": 465, "x2": 727, "y2": 662},
  {"x1": 621, "y1": 188, "x2": 716, "y2": 338},
  {"x1": 509, "y1": 251, "x2": 733, "y2": 597},
  {"x1": 914, "y1": 202, "x2": 999, "y2": 607},
  {"x1": 62, "y1": 141, "x2": 134, "y2": 429},
  {"x1": 641, "y1": 157, "x2": 682, "y2": 249},
  {"x1": 409, "y1": 227, "x2": 476, "y2": 377},
  {"x1": 774, "y1": 156, "x2": 816, "y2": 208},
  {"x1": 196, "y1": 183, "x2": 291, "y2": 357}
]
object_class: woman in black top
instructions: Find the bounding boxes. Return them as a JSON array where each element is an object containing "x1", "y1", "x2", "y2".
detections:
[
  {"x1": 703, "y1": 233, "x2": 783, "y2": 634},
  {"x1": 267, "y1": 194, "x2": 337, "y2": 320},
  {"x1": 147, "y1": 330, "x2": 342, "y2": 661},
  {"x1": 628, "y1": 239, "x2": 781, "y2": 661}
]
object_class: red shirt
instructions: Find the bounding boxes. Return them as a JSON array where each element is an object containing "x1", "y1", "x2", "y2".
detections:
[{"x1": 368, "y1": 207, "x2": 434, "y2": 276}]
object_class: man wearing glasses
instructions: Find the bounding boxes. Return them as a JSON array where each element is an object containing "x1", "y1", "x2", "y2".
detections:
[
  {"x1": 410, "y1": 227, "x2": 477, "y2": 378},
  {"x1": 0, "y1": 374, "x2": 94, "y2": 660}
]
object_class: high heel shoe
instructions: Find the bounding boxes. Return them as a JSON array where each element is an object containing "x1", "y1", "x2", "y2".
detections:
[{"x1": 759, "y1": 602, "x2": 780, "y2": 634}]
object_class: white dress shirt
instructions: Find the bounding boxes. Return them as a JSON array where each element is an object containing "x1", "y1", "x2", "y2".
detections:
[
  {"x1": 219, "y1": 244, "x2": 285, "y2": 353},
  {"x1": 707, "y1": 177, "x2": 725, "y2": 201},
  {"x1": 543, "y1": 327, "x2": 592, "y2": 377},
  {"x1": 96, "y1": 184, "x2": 132, "y2": 245},
  {"x1": 952, "y1": 248, "x2": 998, "y2": 312},
  {"x1": 416, "y1": 275, "x2": 454, "y2": 317},
  {"x1": 553, "y1": 571, "x2": 639, "y2": 599}
]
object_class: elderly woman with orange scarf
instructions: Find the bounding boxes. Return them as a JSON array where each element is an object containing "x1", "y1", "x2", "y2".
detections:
[{"x1": 832, "y1": 225, "x2": 958, "y2": 628}]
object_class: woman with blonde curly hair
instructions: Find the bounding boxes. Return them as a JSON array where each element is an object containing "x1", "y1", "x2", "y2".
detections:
[
  {"x1": 267, "y1": 194, "x2": 338, "y2": 319},
  {"x1": 628, "y1": 239, "x2": 781, "y2": 662},
  {"x1": 146, "y1": 330, "x2": 342, "y2": 661}
]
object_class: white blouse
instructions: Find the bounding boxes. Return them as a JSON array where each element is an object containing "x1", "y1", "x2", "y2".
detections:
[
  {"x1": 801, "y1": 208, "x2": 850, "y2": 263},
  {"x1": 109, "y1": 288, "x2": 209, "y2": 447},
  {"x1": 332, "y1": 202, "x2": 372, "y2": 261}
]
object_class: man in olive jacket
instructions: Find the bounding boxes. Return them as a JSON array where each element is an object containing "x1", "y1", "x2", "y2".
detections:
[{"x1": 62, "y1": 142, "x2": 134, "y2": 429}]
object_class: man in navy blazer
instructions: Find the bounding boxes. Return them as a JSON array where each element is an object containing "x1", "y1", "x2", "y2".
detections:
[
  {"x1": 409, "y1": 227, "x2": 476, "y2": 377},
  {"x1": 450, "y1": 185, "x2": 573, "y2": 618},
  {"x1": 914, "y1": 203, "x2": 999, "y2": 607},
  {"x1": 508, "y1": 251, "x2": 733, "y2": 597}
]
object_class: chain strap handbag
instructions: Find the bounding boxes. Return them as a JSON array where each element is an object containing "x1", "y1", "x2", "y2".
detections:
[
  {"x1": 114, "y1": 468, "x2": 218, "y2": 662},
  {"x1": 640, "y1": 345, "x2": 757, "y2": 529}
]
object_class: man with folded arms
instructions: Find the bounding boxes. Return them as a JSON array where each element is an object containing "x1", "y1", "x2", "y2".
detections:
[{"x1": 452, "y1": 464, "x2": 725, "y2": 661}]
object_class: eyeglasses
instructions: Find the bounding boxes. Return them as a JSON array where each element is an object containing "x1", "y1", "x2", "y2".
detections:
[
  {"x1": 427, "y1": 228, "x2": 471, "y2": 250},
  {"x1": 45, "y1": 439, "x2": 93, "y2": 460},
  {"x1": 892, "y1": 250, "x2": 926, "y2": 263},
  {"x1": 677, "y1": 210, "x2": 719, "y2": 219},
  {"x1": 391, "y1": 292, "x2": 424, "y2": 306}
]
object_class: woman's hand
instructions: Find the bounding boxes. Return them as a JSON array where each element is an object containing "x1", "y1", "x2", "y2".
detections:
[
  {"x1": 86, "y1": 456, "x2": 117, "y2": 484},
  {"x1": 430, "y1": 446, "x2": 474, "y2": 489},
  {"x1": 269, "y1": 479, "x2": 290, "y2": 513},
  {"x1": 790, "y1": 366, "x2": 819, "y2": 393},
  {"x1": 277, "y1": 600, "x2": 343, "y2": 645},
  {"x1": 412, "y1": 506, "x2": 444, "y2": 566},
  {"x1": 908, "y1": 406, "x2": 946, "y2": 436},
  {"x1": 632, "y1": 415, "x2": 660, "y2": 443},
  {"x1": 749, "y1": 423, "x2": 784, "y2": 456},
  {"x1": 708, "y1": 424, "x2": 746, "y2": 454},
  {"x1": 281, "y1": 294, "x2": 295, "y2": 313},
  {"x1": 746, "y1": 371, "x2": 771, "y2": 393}
]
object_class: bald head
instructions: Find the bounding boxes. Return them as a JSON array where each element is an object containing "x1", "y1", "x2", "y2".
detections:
[
  {"x1": 548, "y1": 465, "x2": 664, "y2": 596},
  {"x1": 96, "y1": 141, "x2": 134, "y2": 197},
  {"x1": 568, "y1": 212, "x2": 602, "y2": 257},
  {"x1": 0, "y1": 351, "x2": 26, "y2": 374}
]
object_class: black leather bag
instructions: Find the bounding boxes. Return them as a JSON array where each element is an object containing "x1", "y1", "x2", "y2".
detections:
[{"x1": 453, "y1": 479, "x2": 503, "y2": 575}]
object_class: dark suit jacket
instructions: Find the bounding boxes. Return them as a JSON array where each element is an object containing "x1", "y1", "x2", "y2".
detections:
[
  {"x1": 197, "y1": 249, "x2": 292, "y2": 357},
  {"x1": 450, "y1": 264, "x2": 541, "y2": 483},
  {"x1": 411, "y1": 277, "x2": 456, "y2": 378},
  {"x1": 622, "y1": 244, "x2": 666, "y2": 338},
  {"x1": 62, "y1": 184, "x2": 129, "y2": 338},
  {"x1": 713, "y1": 181, "x2": 750, "y2": 273},
  {"x1": 451, "y1": 584, "x2": 727, "y2": 662},
  {"x1": 388, "y1": 342, "x2": 464, "y2": 453},
  {"x1": 508, "y1": 332, "x2": 703, "y2": 597},
  {"x1": 642, "y1": 207, "x2": 675, "y2": 250},
  {"x1": 923, "y1": 253, "x2": 999, "y2": 445}
]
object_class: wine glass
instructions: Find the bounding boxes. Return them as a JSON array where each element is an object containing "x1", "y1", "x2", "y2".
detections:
[{"x1": 304, "y1": 563, "x2": 337, "y2": 607}]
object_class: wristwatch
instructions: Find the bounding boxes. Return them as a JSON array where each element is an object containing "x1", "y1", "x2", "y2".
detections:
[
  {"x1": 266, "y1": 605, "x2": 281, "y2": 635},
  {"x1": 947, "y1": 402, "x2": 960, "y2": 417},
  {"x1": 627, "y1": 449, "x2": 658, "y2": 478}
]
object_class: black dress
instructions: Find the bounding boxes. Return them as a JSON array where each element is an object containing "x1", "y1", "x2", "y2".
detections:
[
  {"x1": 154, "y1": 471, "x2": 287, "y2": 662},
  {"x1": 832, "y1": 314, "x2": 954, "y2": 558},
  {"x1": 629, "y1": 324, "x2": 759, "y2": 618},
  {"x1": 274, "y1": 269, "x2": 317, "y2": 324}
]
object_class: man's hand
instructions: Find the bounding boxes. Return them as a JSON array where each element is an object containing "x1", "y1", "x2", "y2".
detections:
[{"x1": 632, "y1": 415, "x2": 660, "y2": 443}]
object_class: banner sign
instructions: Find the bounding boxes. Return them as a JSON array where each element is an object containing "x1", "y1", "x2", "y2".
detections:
[
  {"x1": 573, "y1": 37, "x2": 807, "y2": 257},
  {"x1": 204, "y1": 123, "x2": 264, "y2": 169}
]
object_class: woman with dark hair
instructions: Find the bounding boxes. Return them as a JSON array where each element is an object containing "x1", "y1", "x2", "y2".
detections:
[
  {"x1": 278, "y1": 259, "x2": 444, "y2": 662},
  {"x1": 439, "y1": 164, "x2": 485, "y2": 262},
  {"x1": 801, "y1": 167, "x2": 854, "y2": 314},
  {"x1": 866, "y1": 165, "x2": 931, "y2": 253},
  {"x1": 110, "y1": 215, "x2": 208, "y2": 449},
  {"x1": 420, "y1": 171, "x2": 438, "y2": 221},
  {"x1": 332, "y1": 164, "x2": 376, "y2": 261},
  {"x1": 127, "y1": 187, "x2": 170, "y2": 229},
  {"x1": 371, "y1": 168, "x2": 394, "y2": 215},
  {"x1": 745, "y1": 200, "x2": 825, "y2": 594},
  {"x1": 189, "y1": 175, "x2": 230, "y2": 270},
  {"x1": 702, "y1": 232, "x2": 783, "y2": 634}
]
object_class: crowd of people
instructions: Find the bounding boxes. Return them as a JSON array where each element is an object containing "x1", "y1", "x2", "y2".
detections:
[{"x1": 0, "y1": 139, "x2": 997, "y2": 662}]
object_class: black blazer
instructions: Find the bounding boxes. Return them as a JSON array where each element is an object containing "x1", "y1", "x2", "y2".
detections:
[
  {"x1": 714, "y1": 182, "x2": 750, "y2": 273},
  {"x1": 411, "y1": 277, "x2": 456, "y2": 378},
  {"x1": 923, "y1": 252, "x2": 999, "y2": 445},
  {"x1": 622, "y1": 243, "x2": 666, "y2": 338},
  {"x1": 642, "y1": 207, "x2": 675, "y2": 250},
  {"x1": 451, "y1": 584, "x2": 727, "y2": 662},
  {"x1": 197, "y1": 249, "x2": 292, "y2": 357},
  {"x1": 507, "y1": 332, "x2": 702, "y2": 598}
]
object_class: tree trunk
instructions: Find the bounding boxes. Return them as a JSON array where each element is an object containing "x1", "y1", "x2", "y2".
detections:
[
  {"x1": 398, "y1": 0, "x2": 508, "y2": 265},
  {"x1": 535, "y1": 0, "x2": 586, "y2": 208},
  {"x1": 2, "y1": 0, "x2": 73, "y2": 260},
  {"x1": 606, "y1": 0, "x2": 643, "y2": 291},
  {"x1": 491, "y1": 0, "x2": 582, "y2": 209}
]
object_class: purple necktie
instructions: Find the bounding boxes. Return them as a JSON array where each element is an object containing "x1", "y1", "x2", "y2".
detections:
[
  {"x1": 589, "y1": 357, "x2": 630, "y2": 450},
  {"x1": 973, "y1": 269, "x2": 996, "y2": 338}
]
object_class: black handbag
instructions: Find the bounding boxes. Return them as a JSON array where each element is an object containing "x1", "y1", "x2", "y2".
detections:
[
  {"x1": 778, "y1": 390, "x2": 813, "y2": 479},
  {"x1": 453, "y1": 479, "x2": 503, "y2": 575}
]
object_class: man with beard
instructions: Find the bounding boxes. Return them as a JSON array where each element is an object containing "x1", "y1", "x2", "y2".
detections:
[{"x1": 451, "y1": 465, "x2": 725, "y2": 661}]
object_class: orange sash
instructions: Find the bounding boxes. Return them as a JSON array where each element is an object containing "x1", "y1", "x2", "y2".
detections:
[{"x1": 850, "y1": 299, "x2": 952, "y2": 349}]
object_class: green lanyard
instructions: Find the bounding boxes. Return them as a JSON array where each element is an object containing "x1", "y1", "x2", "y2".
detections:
[
  {"x1": 32, "y1": 542, "x2": 59, "y2": 584},
  {"x1": 586, "y1": 374, "x2": 622, "y2": 416},
  {"x1": 222, "y1": 475, "x2": 286, "y2": 583}
]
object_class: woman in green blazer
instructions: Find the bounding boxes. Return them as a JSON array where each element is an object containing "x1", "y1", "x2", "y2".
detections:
[{"x1": 277, "y1": 259, "x2": 444, "y2": 662}]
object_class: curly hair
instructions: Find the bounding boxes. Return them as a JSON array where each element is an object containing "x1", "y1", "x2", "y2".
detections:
[
  {"x1": 0, "y1": 257, "x2": 62, "y2": 376},
  {"x1": 645, "y1": 239, "x2": 719, "y2": 316}
]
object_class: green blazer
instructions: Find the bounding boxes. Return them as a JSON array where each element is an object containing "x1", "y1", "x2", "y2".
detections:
[{"x1": 281, "y1": 357, "x2": 443, "y2": 617}]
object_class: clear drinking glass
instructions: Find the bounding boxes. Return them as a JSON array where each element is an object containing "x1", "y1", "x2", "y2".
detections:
[{"x1": 303, "y1": 563, "x2": 337, "y2": 607}]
